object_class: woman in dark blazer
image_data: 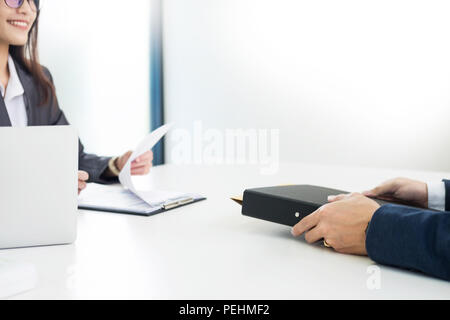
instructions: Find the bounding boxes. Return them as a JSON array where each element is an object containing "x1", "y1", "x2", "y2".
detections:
[{"x1": 0, "y1": 0, "x2": 153, "y2": 194}]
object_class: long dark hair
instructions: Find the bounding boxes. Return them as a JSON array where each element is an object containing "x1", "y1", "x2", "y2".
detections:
[{"x1": 9, "y1": 5, "x2": 55, "y2": 106}]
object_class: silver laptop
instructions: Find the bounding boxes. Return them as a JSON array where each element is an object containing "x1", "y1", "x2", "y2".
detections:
[{"x1": 0, "y1": 126, "x2": 78, "y2": 249}]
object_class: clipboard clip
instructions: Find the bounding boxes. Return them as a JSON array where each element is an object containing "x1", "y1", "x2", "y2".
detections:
[{"x1": 163, "y1": 197, "x2": 194, "y2": 210}]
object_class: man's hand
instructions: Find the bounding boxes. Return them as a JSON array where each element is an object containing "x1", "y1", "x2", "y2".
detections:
[
  {"x1": 291, "y1": 193, "x2": 380, "y2": 255},
  {"x1": 116, "y1": 150, "x2": 154, "y2": 175},
  {"x1": 363, "y1": 177, "x2": 428, "y2": 208},
  {"x1": 78, "y1": 171, "x2": 89, "y2": 195}
]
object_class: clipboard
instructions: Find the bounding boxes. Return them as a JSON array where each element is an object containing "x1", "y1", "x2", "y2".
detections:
[{"x1": 78, "y1": 183, "x2": 206, "y2": 216}]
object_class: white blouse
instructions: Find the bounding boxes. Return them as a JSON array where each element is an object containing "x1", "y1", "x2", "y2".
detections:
[{"x1": 0, "y1": 55, "x2": 27, "y2": 127}]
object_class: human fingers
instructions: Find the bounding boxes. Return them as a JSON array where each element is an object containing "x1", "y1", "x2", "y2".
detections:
[
  {"x1": 328, "y1": 193, "x2": 352, "y2": 202},
  {"x1": 130, "y1": 165, "x2": 152, "y2": 176},
  {"x1": 304, "y1": 225, "x2": 326, "y2": 244},
  {"x1": 291, "y1": 207, "x2": 322, "y2": 237},
  {"x1": 131, "y1": 160, "x2": 153, "y2": 170},
  {"x1": 362, "y1": 179, "x2": 399, "y2": 198},
  {"x1": 132, "y1": 151, "x2": 153, "y2": 164},
  {"x1": 78, "y1": 180, "x2": 87, "y2": 190},
  {"x1": 78, "y1": 180, "x2": 87, "y2": 195},
  {"x1": 78, "y1": 170, "x2": 89, "y2": 182}
]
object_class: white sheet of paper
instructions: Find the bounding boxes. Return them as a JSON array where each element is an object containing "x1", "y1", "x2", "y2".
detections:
[
  {"x1": 119, "y1": 123, "x2": 172, "y2": 194},
  {"x1": 134, "y1": 189, "x2": 186, "y2": 206},
  {"x1": 78, "y1": 183, "x2": 162, "y2": 214}
]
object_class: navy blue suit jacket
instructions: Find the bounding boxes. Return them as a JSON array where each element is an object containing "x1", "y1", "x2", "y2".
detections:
[{"x1": 366, "y1": 179, "x2": 450, "y2": 281}]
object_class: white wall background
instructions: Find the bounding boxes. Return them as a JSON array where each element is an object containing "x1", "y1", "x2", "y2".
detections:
[
  {"x1": 163, "y1": 0, "x2": 450, "y2": 172},
  {"x1": 38, "y1": 0, "x2": 151, "y2": 156}
]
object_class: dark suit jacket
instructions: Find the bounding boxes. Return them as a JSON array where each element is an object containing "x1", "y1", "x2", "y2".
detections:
[
  {"x1": 0, "y1": 60, "x2": 118, "y2": 184},
  {"x1": 444, "y1": 179, "x2": 450, "y2": 211},
  {"x1": 366, "y1": 182, "x2": 450, "y2": 281}
]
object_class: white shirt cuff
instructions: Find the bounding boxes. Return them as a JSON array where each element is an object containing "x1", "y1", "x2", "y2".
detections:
[{"x1": 427, "y1": 181, "x2": 446, "y2": 211}]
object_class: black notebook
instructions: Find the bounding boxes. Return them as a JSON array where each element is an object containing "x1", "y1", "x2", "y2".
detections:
[{"x1": 234, "y1": 185, "x2": 396, "y2": 227}]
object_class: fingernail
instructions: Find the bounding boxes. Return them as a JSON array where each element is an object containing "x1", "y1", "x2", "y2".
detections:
[
  {"x1": 328, "y1": 195, "x2": 336, "y2": 201},
  {"x1": 291, "y1": 228, "x2": 296, "y2": 236}
]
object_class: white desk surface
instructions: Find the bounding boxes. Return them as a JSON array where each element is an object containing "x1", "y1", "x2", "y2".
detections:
[{"x1": 2, "y1": 163, "x2": 450, "y2": 299}]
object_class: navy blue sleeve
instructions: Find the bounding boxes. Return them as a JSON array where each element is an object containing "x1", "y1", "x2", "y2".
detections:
[
  {"x1": 443, "y1": 179, "x2": 450, "y2": 211},
  {"x1": 366, "y1": 204, "x2": 450, "y2": 281}
]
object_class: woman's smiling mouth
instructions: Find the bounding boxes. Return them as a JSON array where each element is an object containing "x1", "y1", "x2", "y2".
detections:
[{"x1": 7, "y1": 20, "x2": 29, "y2": 30}]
